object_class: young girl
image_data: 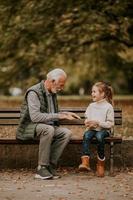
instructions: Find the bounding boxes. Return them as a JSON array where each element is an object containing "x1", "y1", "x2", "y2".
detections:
[{"x1": 79, "y1": 81, "x2": 114, "y2": 177}]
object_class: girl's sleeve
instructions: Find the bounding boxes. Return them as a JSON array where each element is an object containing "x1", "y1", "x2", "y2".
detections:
[
  {"x1": 99, "y1": 106, "x2": 114, "y2": 129},
  {"x1": 85, "y1": 106, "x2": 91, "y2": 119}
]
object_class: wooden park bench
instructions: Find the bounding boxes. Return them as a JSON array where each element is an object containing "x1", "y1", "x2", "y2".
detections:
[{"x1": 0, "y1": 107, "x2": 122, "y2": 174}]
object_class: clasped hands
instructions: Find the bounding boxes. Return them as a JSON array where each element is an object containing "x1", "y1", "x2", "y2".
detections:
[
  {"x1": 59, "y1": 112, "x2": 81, "y2": 120},
  {"x1": 84, "y1": 119, "x2": 99, "y2": 129}
]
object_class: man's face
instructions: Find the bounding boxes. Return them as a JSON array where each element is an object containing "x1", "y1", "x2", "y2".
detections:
[{"x1": 50, "y1": 75, "x2": 67, "y2": 93}]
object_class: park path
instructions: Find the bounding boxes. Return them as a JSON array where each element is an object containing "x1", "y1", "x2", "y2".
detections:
[{"x1": 0, "y1": 168, "x2": 133, "y2": 200}]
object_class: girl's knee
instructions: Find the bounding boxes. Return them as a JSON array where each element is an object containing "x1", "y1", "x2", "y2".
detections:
[
  {"x1": 83, "y1": 131, "x2": 91, "y2": 140},
  {"x1": 84, "y1": 131, "x2": 88, "y2": 137},
  {"x1": 96, "y1": 135, "x2": 103, "y2": 143}
]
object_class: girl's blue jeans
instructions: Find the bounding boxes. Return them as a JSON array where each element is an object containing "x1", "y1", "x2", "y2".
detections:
[{"x1": 82, "y1": 129, "x2": 109, "y2": 159}]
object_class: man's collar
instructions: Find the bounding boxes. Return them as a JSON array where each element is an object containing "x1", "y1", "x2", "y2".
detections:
[{"x1": 41, "y1": 80, "x2": 56, "y2": 96}]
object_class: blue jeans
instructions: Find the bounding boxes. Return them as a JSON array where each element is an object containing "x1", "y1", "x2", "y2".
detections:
[{"x1": 82, "y1": 130, "x2": 109, "y2": 159}]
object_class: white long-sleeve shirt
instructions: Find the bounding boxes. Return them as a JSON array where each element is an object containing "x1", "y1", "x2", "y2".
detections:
[{"x1": 85, "y1": 99, "x2": 114, "y2": 131}]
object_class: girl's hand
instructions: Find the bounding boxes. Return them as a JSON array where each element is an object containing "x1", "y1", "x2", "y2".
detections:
[{"x1": 84, "y1": 119, "x2": 99, "y2": 129}]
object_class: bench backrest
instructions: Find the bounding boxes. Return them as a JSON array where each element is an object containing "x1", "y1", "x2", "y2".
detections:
[{"x1": 0, "y1": 107, "x2": 122, "y2": 126}]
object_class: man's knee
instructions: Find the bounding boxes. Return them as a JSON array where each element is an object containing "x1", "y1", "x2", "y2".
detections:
[
  {"x1": 62, "y1": 128, "x2": 72, "y2": 139},
  {"x1": 66, "y1": 129, "x2": 72, "y2": 139},
  {"x1": 36, "y1": 124, "x2": 55, "y2": 138}
]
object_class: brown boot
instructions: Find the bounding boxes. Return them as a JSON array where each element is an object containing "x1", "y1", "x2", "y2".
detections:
[
  {"x1": 78, "y1": 156, "x2": 91, "y2": 171},
  {"x1": 96, "y1": 156, "x2": 105, "y2": 177}
]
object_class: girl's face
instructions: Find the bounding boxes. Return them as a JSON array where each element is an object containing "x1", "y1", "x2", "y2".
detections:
[{"x1": 91, "y1": 85, "x2": 105, "y2": 102}]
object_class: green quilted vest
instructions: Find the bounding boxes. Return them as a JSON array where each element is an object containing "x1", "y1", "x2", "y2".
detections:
[{"x1": 16, "y1": 80, "x2": 58, "y2": 140}]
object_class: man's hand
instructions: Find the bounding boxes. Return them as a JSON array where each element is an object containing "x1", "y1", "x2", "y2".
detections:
[
  {"x1": 84, "y1": 119, "x2": 99, "y2": 129},
  {"x1": 59, "y1": 112, "x2": 81, "y2": 120},
  {"x1": 63, "y1": 112, "x2": 81, "y2": 119}
]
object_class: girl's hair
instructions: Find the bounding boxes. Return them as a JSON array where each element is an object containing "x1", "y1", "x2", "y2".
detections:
[{"x1": 93, "y1": 81, "x2": 114, "y2": 105}]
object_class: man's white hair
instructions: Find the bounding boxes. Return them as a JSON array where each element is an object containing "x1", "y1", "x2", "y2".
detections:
[{"x1": 47, "y1": 68, "x2": 67, "y2": 81}]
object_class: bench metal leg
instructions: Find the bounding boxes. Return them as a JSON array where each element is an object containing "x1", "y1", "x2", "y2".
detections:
[
  {"x1": 110, "y1": 141, "x2": 114, "y2": 174},
  {"x1": 120, "y1": 142, "x2": 124, "y2": 170}
]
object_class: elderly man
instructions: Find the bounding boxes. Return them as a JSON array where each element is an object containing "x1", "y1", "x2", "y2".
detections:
[{"x1": 16, "y1": 68, "x2": 79, "y2": 180}]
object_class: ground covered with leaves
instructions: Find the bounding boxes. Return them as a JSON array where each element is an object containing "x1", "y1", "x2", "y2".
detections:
[{"x1": 0, "y1": 168, "x2": 133, "y2": 200}]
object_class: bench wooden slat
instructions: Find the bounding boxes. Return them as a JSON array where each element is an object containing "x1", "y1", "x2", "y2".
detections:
[
  {"x1": 0, "y1": 113, "x2": 20, "y2": 118},
  {"x1": 0, "y1": 107, "x2": 122, "y2": 126},
  {"x1": 0, "y1": 119, "x2": 19, "y2": 125},
  {"x1": 0, "y1": 107, "x2": 122, "y2": 112},
  {"x1": 114, "y1": 119, "x2": 122, "y2": 125},
  {"x1": 0, "y1": 112, "x2": 122, "y2": 119},
  {"x1": 0, "y1": 119, "x2": 122, "y2": 126},
  {"x1": 0, "y1": 137, "x2": 122, "y2": 145}
]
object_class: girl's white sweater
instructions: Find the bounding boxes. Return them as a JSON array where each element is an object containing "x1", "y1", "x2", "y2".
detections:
[{"x1": 85, "y1": 99, "x2": 114, "y2": 131}]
